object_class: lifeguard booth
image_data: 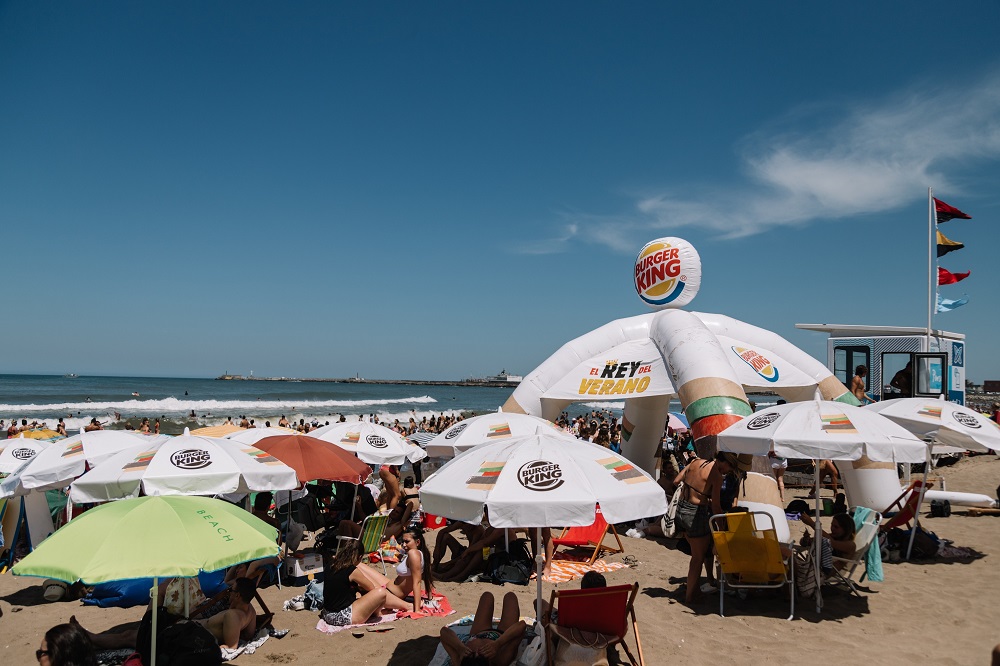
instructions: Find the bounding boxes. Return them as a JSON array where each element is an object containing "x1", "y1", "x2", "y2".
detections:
[{"x1": 795, "y1": 324, "x2": 966, "y2": 405}]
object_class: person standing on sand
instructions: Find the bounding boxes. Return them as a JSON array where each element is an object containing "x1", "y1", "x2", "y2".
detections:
[{"x1": 851, "y1": 365, "x2": 875, "y2": 404}]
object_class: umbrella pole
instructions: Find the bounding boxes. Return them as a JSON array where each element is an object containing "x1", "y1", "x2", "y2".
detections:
[
  {"x1": 535, "y1": 529, "x2": 543, "y2": 624},
  {"x1": 814, "y1": 465, "x2": 822, "y2": 613},
  {"x1": 151, "y1": 576, "x2": 159, "y2": 666},
  {"x1": 184, "y1": 578, "x2": 189, "y2": 618},
  {"x1": 905, "y1": 447, "x2": 932, "y2": 560}
]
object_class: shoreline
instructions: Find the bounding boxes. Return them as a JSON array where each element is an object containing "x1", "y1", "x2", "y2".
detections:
[{"x1": 214, "y1": 375, "x2": 522, "y2": 388}]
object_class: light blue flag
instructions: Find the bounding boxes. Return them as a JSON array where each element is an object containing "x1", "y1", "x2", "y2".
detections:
[{"x1": 936, "y1": 294, "x2": 969, "y2": 313}]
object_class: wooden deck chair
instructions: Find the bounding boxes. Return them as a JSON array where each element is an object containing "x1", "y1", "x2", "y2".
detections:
[
  {"x1": 828, "y1": 509, "x2": 881, "y2": 596},
  {"x1": 710, "y1": 511, "x2": 794, "y2": 620},
  {"x1": 337, "y1": 512, "x2": 391, "y2": 574},
  {"x1": 879, "y1": 480, "x2": 932, "y2": 532},
  {"x1": 190, "y1": 568, "x2": 275, "y2": 634},
  {"x1": 551, "y1": 505, "x2": 624, "y2": 565},
  {"x1": 546, "y1": 582, "x2": 644, "y2": 666}
]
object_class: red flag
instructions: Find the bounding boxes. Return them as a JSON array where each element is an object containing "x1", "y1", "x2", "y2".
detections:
[
  {"x1": 938, "y1": 267, "x2": 971, "y2": 285},
  {"x1": 934, "y1": 198, "x2": 971, "y2": 223}
]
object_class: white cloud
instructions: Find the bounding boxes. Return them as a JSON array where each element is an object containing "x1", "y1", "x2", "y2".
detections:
[{"x1": 549, "y1": 71, "x2": 1000, "y2": 249}]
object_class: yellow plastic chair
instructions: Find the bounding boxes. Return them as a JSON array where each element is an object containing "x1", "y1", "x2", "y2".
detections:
[{"x1": 710, "y1": 510, "x2": 794, "y2": 620}]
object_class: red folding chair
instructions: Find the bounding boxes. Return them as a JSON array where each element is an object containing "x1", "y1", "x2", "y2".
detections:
[
  {"x1": 551, "y1": 505, "x2": 624, "y2": 565},
  {"x1": 880, "y1": 480, "x2": 933, "y2": 532},
  {"x1": 546, "y1": 582, "x2": 644, "y2": 666}
]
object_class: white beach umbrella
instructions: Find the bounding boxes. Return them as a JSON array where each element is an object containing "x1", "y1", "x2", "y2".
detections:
[
  {"x1": 717, "y1": 401, "x2": 927, "y2": 464},
  {"x1": 420, "y1": 429, "x2": 668, "y2": 529},
  {"x1": 864, "y1": 398, "x2": 1000, "y2": 452},
  {"x1": 424, "y1": 410, "x2": 564, "y2": 459},
  {"x1": 70, "y1": 429, "x2": 299, "y2": 502},
  {"x1": 420, "y1": 428, "x2": 667, "y2": 621},
  {"x1": 718, "y1": 401, "x2": 926, "y2": 611},
  {"x1": 7, "y1": 430, "x2": 170, "y2": 495},
  {"x1": 309, "y1": 420, "x2": 428, "y2": 466},
  {"x1": 0, "y1": 435, "x2": 49, "y2": 474},
  {"x1": 224, "y1": 426, "x2": 301, "y2": 446}
]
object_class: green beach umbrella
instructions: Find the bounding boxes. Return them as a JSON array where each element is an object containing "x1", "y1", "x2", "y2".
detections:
[
  {"x1": 12, "y1": 495, "x2": 279, "y2": 584},
  {"x1": 13, "y1": 496, "x2": 279, "y2": 666}
]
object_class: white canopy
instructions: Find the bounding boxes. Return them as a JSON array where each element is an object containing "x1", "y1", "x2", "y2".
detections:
[{"x1": 865, "y1": 398, "x2": 1000, "y2": 453}]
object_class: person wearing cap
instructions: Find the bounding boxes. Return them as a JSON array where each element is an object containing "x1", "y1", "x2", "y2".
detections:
[{"x1": 673, "y1": 450, "x2": 750, "y2": 604}]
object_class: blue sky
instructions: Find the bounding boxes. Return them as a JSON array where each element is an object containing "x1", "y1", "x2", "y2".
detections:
[{"x1": 2, "y1": 2, "x2": 999, "y2": 381}]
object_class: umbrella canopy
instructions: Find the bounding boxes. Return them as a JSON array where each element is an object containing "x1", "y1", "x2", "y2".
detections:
[
  {"x1": 12, "y1": 495, "x2": 279, "y2": 584},
  {"x1": 425, "y1": 411, "x2": 563, "y2": 459},
  {"x1": 405, "y1": 431, "x2": 436, "y2": 447},
  {"x1": 0, "y1": 435, "x2": 49, "y2": 474},
  {"x1": 4, "y1": 431, "x2": 170, "y2": 496},
  {"x1": 419, "y1": 430, "x2": 668, "y2": 528},
  {"x1": 865, "y1": 398, "x2": 1000, "y2": 452},
  {"x1": 17, "y1": 428, "x2": 62, "y2": 440},
  {"x1": 667, "y1": 412, "x2": 689, "y2": 433},
  {"x1": 189, "y1": 423, "x2": 245, "y2": 438},
  {"x1": 717, "y1": 401, "x2": 926, "y2": 463},
  {"x1": 252, "y1": 435, "x2": 373, "y2": 484},
  {"x1": 309, "y1": 420, "x2": 428, "y2": 466},
  {"x1": 70, "y1": 430, "x2": 299, "y2": 503},
  {"x1": 224, "y1": 426, "x2": 300, "y2": 446}
]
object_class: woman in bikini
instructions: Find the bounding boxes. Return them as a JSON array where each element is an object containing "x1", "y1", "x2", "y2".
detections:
[
  {"x1": 673, "y1": 451, "x2": 738, "y2": 603},
  {"x1": 439, "y1": 591, "x2": 526, "y2": 666},
  {"x1": 355, "y1": 527, "x2": 434, "y2": 613}
]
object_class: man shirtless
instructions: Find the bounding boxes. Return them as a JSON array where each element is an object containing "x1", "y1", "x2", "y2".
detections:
[
  {"x1": 851, "y1": 365, "x2": 875, "y2": 404},
  {"x1": 195, "y1": 577, "x2": 257, "y2": 648}
]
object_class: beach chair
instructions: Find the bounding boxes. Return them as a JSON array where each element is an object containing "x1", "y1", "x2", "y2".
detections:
[
  {"x1": 337, "y1": 512, "x2": 391, "y2": 574},
  {"x1": 546, "y1": 582, "x2": 644, "y2": 666},
  {"x1": 551, "y1": 505, "x2": 624, "y2": 565},
  {"x1": 828, "y1": 509, "x2": 882, "y2": 597},
  {"x1": 879, "y1": 480, "x2": 932, "y2": 532},
  {"x1": 711, "y1": 511, "x2": 794, "y2": 620}
]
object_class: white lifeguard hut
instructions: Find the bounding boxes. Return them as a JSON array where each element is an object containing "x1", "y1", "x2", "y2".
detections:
[{"x1": 795, "y1": 323, "x2": 966, "y2": 405}]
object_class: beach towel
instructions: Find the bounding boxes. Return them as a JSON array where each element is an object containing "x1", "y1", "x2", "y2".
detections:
[
  {"x1": 315, "y1": 611, "x2": 399, "y2": 635},
  {"x1": 396, "y1": 590, "x2": 454, "y2": 619},
  {"x1": 219, "y1": 625, "x2": 288, "y2": 660},
  {"x1": 428, "y1": 616, "x2": 540, "y2": 666},
  {"x1": 542, "y1": 553, "x2": 629, "y2": 584},
  {"x1": 852, "y1": 506, "x2": 884, "y2": 583}
]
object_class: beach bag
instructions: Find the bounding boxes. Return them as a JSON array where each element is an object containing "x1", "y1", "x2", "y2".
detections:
[
  {"x1": 795, "y1": 549, "x2": 819, "y2": 599},
  {"x1": 660, "y1": 483, "x2": 684, "y2": 538}
]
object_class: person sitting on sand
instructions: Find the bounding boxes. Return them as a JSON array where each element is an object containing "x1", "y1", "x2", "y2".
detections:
[
  {"x1": 71, "y1": 577, "x2": 259, "y2": 651},
  {"x1": 439, "y1": 591, "x2": 526, "y2": 666},
  {"x1": 351, "y1": 527, "x2": 434, "y2": 613},
  {"x1": 433, "y1": 521, "x2": 486, "y2": 571},
  {"x1": 320, "y1": 541, "x2": 410, "y2": 627},
  {"x1": 38, "y1": 623, "x2": 98, "y2": 666},
  {"x1": 435, "y1": 522, "x2": 516, "y2": 583}
]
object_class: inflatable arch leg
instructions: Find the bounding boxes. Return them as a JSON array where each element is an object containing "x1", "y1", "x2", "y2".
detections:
[{"x1": 650, "y1": 309, "x2": 753, "y2": 442}]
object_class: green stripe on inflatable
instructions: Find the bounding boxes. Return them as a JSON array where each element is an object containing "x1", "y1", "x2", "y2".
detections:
[
  {"x1": 685, "y1": 395, "x2": 753, "y2": 423},
  {"x1": 833, "y1": 391, "x2": 861, "y2": 407}
]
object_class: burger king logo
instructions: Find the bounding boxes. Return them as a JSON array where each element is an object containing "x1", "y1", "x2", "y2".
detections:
[
  {"x1": 634, "y1": 237, "x2": 701, "y2": 309},
  {"x1": 170, "y1": 449, "x2": 212, "y2": 469},
  {"x1": 366, "y1": 434, "x2": 388, "y2": 448},
  {"x1": 11, "y1": 447, "x2": 36, "y2": 461},
  {"x1": 952, "y1": 411, "x2": 981, "y2": 429},
  {"x1": 732, "y1": 346, "x2": 780, "y2": 383},
  {"x1": 747, "y1": 412, "x2": 780, "y2": 430},
  {"x1": 517, "y1": 460, "x2": 565, "y2": 492},
  {"x1": 445, "y1": 422, "x2": 468, "y2": 440}
]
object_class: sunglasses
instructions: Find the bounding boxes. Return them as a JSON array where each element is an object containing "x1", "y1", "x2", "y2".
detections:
[{"x1": 36, "y1": 650, "x2": 49, "y2": 661}]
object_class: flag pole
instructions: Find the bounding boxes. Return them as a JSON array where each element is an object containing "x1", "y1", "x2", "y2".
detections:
[{"x1": 927, "y1": 187, "x2": 934, "y2": 338}]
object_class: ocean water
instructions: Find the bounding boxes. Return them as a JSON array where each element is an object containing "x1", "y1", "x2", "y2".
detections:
[{"x1": 0, "y1": 375, "x2": 517, "y2": 435}]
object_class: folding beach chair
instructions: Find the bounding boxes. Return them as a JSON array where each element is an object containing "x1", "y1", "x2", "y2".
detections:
[
  {"x1": 879, "y1": 480, "x2": 932, "y2": 532},
  {"x1": 546, "y1": 582, "x2": 644, "y2": 666},
  {"x1": 337, "y1": 512, "x2": 391, "y2": 574},
  {"x1": 828, "y1": 509, "x2": 882, "y2": 597},
  {"x1": 551, "y1": 505, "x2": 624, "y2": 565},
  {"x1": 711, "y1": 511, "x2": 794, "y2": 620}
]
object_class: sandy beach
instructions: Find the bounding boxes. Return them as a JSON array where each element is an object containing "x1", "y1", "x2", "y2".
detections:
[{"x1": 2, "y1": 454, "x2": 997, "y2": 665}]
